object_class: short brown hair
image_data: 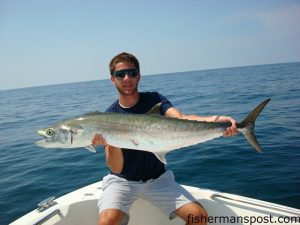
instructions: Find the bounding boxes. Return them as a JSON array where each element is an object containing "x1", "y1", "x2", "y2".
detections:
[{"x1": 109, "y1": 52, "x2": 140, "y2": 75}]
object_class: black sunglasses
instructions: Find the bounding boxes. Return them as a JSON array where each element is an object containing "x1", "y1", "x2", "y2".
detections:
[{"x1": 113, "y1": 69, "x2": 138, "y2": 80}]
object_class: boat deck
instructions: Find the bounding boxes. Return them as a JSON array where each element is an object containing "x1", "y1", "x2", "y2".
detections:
[{"x1": 10, "y1": 181, "x2": 300, "y2": 225}]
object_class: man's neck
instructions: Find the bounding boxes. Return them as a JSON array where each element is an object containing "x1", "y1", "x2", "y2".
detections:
[{"x1": 118, "y1": 92, "x2": 140, "y2": 108}]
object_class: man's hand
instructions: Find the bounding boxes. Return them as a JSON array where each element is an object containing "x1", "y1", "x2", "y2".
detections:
[
  {"x1": 217, "y1": 116, "x2": 238, "y2": 137},
  {"x1": 92, "y1": 134, "x2": 108, "y2": 147}
]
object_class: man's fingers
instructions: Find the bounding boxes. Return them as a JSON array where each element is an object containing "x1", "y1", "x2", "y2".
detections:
[{"x1": 223, "y1": 126, "x2": 238, "y2": 137}]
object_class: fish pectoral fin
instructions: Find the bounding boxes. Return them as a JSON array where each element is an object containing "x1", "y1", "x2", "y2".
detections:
[
  {"x1": 84, "y1": 145, "x2": 96, "y2": 153},
  {"x1": 154, "y1": 152, "x2": 167, "y2": 165}
]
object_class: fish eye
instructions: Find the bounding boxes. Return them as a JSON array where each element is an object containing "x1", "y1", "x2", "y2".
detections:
[{"x1": 46, "y1": 128, "x2": 54, "y2": 136}]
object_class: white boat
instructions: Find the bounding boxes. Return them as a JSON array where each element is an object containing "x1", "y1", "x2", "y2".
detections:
[{"x1": 10, "y1": 181, "x2": 300, "y2": 225}]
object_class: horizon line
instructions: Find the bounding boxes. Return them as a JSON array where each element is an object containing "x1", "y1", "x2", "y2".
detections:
[{"x1": 1, "y1": 61, "x2": 299, "y2": 92}]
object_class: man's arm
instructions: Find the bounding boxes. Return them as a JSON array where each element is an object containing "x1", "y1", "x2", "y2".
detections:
[
  {"x1": 164, "y1": 107, "x2": 238, "y2": 137},
  {"x1": 92, "y1": 135, "x2": 123, "y2": 173}
]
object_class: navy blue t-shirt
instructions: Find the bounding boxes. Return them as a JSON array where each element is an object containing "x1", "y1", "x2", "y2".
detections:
[{"x1": 105, "y1": 92, "x2": 173, "y2": 182}]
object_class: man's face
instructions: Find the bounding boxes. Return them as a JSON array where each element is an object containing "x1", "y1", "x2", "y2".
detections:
[{"x1": 111, "y1": 62, "x2": 140, "y2": 96}]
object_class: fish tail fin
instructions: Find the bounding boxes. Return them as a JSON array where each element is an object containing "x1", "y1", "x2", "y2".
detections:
[{"x1": 237, "y1": 99, "x2": 271, "y2": 152}]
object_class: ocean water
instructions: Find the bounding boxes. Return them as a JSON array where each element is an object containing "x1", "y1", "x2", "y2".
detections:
[{"x1": 0, "y1": 62, "x2": 299, "y2": 224}]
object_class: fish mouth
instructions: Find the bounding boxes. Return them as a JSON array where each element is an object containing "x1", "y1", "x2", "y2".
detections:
[
  {"x1": 36, "y1": 130, "x2": 53, "y2": 147},
  {"x1": 35, "y1": 139, "x2": 59, "y2": 148},
  {"x1": 35, "y1": 140, "x2": 48, "y2": 147}
]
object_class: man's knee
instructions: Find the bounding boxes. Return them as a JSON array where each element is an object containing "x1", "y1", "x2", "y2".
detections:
[
  {"x1": 98, "y1": 209, "x2": 125, "y2": 225},
  {"x1": 98, "y1": 217, "x2": 120, "y2": 225},
  {"x1": 178, "y1": 202, "x2": 208, "y2": 225},
  {"x1": 192, "y1": 205, "x2": 208, "y2": 224}
]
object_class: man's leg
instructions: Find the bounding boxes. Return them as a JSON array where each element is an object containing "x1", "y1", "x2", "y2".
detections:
[
  {"x1": 175, "y1": 202, "x2": 208, "y2": 225},
  {"x1": 98, "y1": 209, "x2": 126, "y2": 225},
  {"x1": 98, "y1": 174, "x2": 138, "y2": 225},
  {"x1": 143, "y1": 170, "x2": 207, "y2": 224}
]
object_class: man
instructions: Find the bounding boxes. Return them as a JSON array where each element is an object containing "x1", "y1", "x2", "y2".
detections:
[{"x1": 93, "y1": 52, "x2": 238, "y2": 225}]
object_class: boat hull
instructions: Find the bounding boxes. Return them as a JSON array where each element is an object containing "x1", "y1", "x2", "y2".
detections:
[{"x1": 10, "y1": 181, "x2": 300, "y2": 225}]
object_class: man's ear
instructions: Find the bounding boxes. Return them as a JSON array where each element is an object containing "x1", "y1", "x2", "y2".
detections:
[
  {"x1": 111, "y1": 75, "x2": 115, "y2": 84},
  {"x1": 137, "y1": 73, "x2": 141, "y2": 82}
]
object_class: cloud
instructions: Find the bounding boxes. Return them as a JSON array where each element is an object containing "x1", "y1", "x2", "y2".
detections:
[
  {"x1": 256, "y1": 4, "x2": 300, "y2": 34},
  {"x1": 209, "y1": 3, "x2": 300, "y2": 67},
  {"x1": 216, "y1": 3, "x2": 300, "y2": 35}
]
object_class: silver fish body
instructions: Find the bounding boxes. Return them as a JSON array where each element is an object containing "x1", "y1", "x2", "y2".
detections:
[{"x1": 36, "y1": 99, "x2": 270, "y2": 164}]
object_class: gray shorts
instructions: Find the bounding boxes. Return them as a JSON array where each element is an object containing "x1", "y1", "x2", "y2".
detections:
[{"x1": 98, "y1": 170, "x2": 197, "y2": 221}]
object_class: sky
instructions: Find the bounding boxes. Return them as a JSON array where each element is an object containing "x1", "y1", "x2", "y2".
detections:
[{"x1": 0, "y1": 0, "x2": 299, "y2": 90}]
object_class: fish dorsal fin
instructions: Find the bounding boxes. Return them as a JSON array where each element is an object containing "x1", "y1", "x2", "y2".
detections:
[
  {"x1": 146, "y1": 103, "x2": 162, "y2": 115},
  {"x1": 154, "y1": 152, "x2": 167, "y2": 164}
]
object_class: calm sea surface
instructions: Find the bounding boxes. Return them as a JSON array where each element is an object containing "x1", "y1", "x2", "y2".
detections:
[{"x1": 0, "y1": 62, "x2": 299, "y2": 224}]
